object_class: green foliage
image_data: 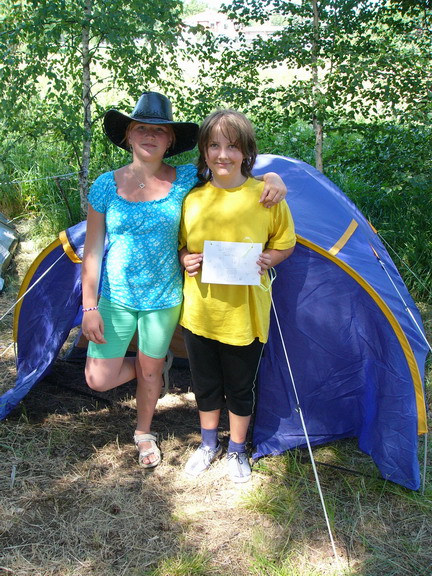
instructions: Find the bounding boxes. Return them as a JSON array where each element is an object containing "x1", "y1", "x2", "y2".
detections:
[
  {"x1": 187, "y1": 0, "x2": 431, "y2": 173},
  {"x1": 0, "y1": 135, "x2": 80, "y2": 234},
  {"x1": 217, "y1": 0, "x2": 431, "y2": 125},
  {"x1": 182, "y1": 0, "x2": 208, "y2": 17},
  {"x1": 323, "y1": 123, "x2": 432, "y2": 303},
  {"x1": 250, "y1": 115, "x2": 432, "y2": 304},
  {"x1": 0, "y1": 0, "x2": 192, "y2": 205}
]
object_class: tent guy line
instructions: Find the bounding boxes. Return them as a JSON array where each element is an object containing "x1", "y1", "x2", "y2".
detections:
[
  {"x1": 379, "y1": 233, "x2": 432, "y2": 300},
  {"x1": 371, "y1": 245, "x2": 432, "y2": 354},
  {"x1": 0, "y1": 342, "x2": 14, "y2": 359},
  {"x1": 270, "y1": 294, "x2": 340, "y2": 563},
  {"x1": 0, "y1": 251, "x2": 66, "y2": 325},
  {"x1": 0, "y1": 171, "x2": 80, "y2": 187}
]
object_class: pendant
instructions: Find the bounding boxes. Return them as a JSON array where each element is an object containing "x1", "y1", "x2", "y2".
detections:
[{"x1": 138, "y1": 182, "x2": 145, "y2": 189}]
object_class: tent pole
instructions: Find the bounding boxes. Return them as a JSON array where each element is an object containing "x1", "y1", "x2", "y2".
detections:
[
  {"x1": 271, "y1": 297, "x2": 341, "y2": 564},
  {"x1": 372, "y1": 248, "x2": 432, "y2": 354}
]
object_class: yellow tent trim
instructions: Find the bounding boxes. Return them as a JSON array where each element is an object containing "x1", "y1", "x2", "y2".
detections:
[
  {"x1": 296, "y1": 234, "x2": 428, "y2": 435},
  {"x1": 13, "y1": 230, "x2": 83, "y2": 340},
  {"x1": 13, "y1": 238, "x2": 62, "y2": 341},
  {"x1": 59, "y1": 230, "x2": 82, "y2": 263},
  {"x1": 329, "y1": 219, "x2": 358, "y2": 256}
]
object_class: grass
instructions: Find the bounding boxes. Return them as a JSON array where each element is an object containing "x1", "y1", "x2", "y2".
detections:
[
  {"x1": 143, "y1": 550, "x2": 218, "y2": 576},
  {"x1": 241, "y1": 436, "x2": 432, "y2": 575}
]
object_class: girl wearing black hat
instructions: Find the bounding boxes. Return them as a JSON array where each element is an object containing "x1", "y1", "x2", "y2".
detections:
[{"x1": 81, "y1": 92, "x2": 286, "y2": 469}]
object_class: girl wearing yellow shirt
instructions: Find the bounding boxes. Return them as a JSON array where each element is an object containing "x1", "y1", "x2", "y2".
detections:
[{"x1": 179, "y1": 110, "x2": 296, "y2": 483}]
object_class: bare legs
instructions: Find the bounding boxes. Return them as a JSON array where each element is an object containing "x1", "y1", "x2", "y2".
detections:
[
  {"x1": 85, "y1": 352, "x2": 165, "y2": 465},
  {"x1": 134, "y1": 352, "x2": 165, "y2": 431},
  {"x1": 197, "y1": 409, "x2": 220, "y2": 432}
]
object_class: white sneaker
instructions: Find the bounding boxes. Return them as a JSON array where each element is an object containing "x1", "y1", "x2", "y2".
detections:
[
  {"x1": 226, "y1": 452, "x2": 251, "y2": 483},
  {"x1": 184, "y1": 443, "x2": 222, "y2": 477}
]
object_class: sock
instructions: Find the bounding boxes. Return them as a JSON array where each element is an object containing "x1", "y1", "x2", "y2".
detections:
[
  {"x1": 201, "y1": 427, "x2": 218, "y2": 450},
  {"x1": 228, "y1": 439, "x2": 246, "y2": 454}
]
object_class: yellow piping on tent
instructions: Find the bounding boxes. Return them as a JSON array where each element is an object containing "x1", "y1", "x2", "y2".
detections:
[
  {"x1": 329, "y1": 219, "x2": 358, "y2": 256},
  {"x1": 13, "y1": 238, "x2": 62, "y2": 341},
  {"x1": 296, "y1": 234, "x2": 428, "y2": 435},
  {"x1": 13, "y1": 230, "x2": 82, "y2": 341},
  {"x1": 59, "y1": 230, "x2": 82, "y2": 264}
]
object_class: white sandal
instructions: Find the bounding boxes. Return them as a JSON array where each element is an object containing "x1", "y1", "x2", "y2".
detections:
[{"x1": 134, "y1": 432, "x2": 161, "y2": 469}]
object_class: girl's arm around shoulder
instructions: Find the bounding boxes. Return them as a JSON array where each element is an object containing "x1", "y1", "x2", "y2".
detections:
[
  {"x1": 176, "y1": 163, "x2": 200, "y2": 198},
  {"x1": 255, "y1": 172, "x2": 287, "y2": 208}
]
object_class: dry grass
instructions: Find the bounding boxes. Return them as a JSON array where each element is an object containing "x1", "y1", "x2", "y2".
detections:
[{"x1": 1, "y1": 222, "x2": 431, "y2": 576}]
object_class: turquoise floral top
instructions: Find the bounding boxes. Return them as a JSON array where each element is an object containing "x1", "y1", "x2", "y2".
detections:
[{"x1": 88, "y1": 164, "x2": 198, "y2": 310}]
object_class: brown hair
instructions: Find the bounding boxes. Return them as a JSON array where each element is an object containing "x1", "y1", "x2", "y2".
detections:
[
  {"x1": 196, "y1": 109, "x2": 258, "y2": 184},
  {"x1": 122, "y1": 121, "x2": 176, "y2": 155}
]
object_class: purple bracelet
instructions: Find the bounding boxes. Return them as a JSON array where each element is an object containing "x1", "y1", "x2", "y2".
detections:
[{"x1": 82, "y1": 306, "x2": 99, "y2": 312}]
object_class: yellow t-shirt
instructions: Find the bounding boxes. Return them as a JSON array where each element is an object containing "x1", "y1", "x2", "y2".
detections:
[{"x1": 179, "y1": 178, "x2": 296, "y2": 345}]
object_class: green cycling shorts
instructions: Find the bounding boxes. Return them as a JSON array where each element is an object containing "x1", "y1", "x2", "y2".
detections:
[{"x1": 87, "y1": 296, "x2": 181, "y2": 360}]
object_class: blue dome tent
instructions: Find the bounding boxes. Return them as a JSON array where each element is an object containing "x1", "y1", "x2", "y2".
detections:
[
  {"x1": 252, "y1": 155, "x2": 428, "y2": 491},
  {"x1": 1, "y1": 155, "x2": 428, "y2": 490}
]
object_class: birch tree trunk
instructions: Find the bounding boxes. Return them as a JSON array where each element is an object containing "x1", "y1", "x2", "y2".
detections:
[
  {"x1": 80, "y1": 0, "x2": 92, "y2": 216},
  {"x1": 312, "y1": 0, "x2": 324, "y2": 173}
]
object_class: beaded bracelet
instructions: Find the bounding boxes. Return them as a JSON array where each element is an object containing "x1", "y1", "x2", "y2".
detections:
[{"x1": 82, "y1": 306, "x2": 99, "y2": 312}]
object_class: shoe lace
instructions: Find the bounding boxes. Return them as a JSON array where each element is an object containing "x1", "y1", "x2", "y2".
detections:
[
  {"x1": 201, "y1": 444, "x2": 219, "y2": 465},
  {"x1": 227, "y1": 451, "x2": 245, "y2": 463}
]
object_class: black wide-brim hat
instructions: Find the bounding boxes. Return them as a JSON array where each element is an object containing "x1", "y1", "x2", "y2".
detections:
[{"x1": 103, "y1": 91, "x2": 199, "y2": 157}]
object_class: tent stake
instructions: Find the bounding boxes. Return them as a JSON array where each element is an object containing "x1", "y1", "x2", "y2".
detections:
[{"x1": 271, "y1": 297, "x2": 341, "y2": 564}]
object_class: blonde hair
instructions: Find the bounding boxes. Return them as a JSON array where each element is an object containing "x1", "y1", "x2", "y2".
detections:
[{"x1": 197, "y1": 109, "x2": 258, "y2": 184}]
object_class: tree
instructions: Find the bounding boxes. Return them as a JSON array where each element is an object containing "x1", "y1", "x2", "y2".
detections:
[
  {"x1": 0, "y1": 0, "x2": 187, "y2": 213},
  {"x1": 182, "y1": 0, "x2": 209, "y2": 16},
  {"x1": 189, "y1": 0, "x2": 431, "y2": 172}
]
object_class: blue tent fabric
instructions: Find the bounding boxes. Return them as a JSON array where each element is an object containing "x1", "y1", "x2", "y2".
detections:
[
  {"x1": 0, "y1": 221, "x2": 87, "y2": 420},
  {"x1": 0, "y1": 154, "x2": 428, "y2": 490},
  {"x1": 252, "y1": 155, "x2": 428, "y2": 491}
]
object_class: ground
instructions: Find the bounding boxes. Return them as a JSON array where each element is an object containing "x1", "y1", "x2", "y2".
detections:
[{"x1": 2, "y1": 312, "x2": 293, "y2": 575}]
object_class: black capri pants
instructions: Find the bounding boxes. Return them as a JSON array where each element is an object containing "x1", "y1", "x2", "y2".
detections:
[{"x1": 183, "y1": 328, "x2": 264, "y2": 417}]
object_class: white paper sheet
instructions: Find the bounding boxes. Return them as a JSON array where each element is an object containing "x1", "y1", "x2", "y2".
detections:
[{"x1": 201, "y1": 240, "x2": 262, "y2": 285}]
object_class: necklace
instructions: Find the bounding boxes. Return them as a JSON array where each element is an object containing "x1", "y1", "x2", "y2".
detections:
[{"x1": 130, "y1": 165, "x2": 145, "y2": 189}]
